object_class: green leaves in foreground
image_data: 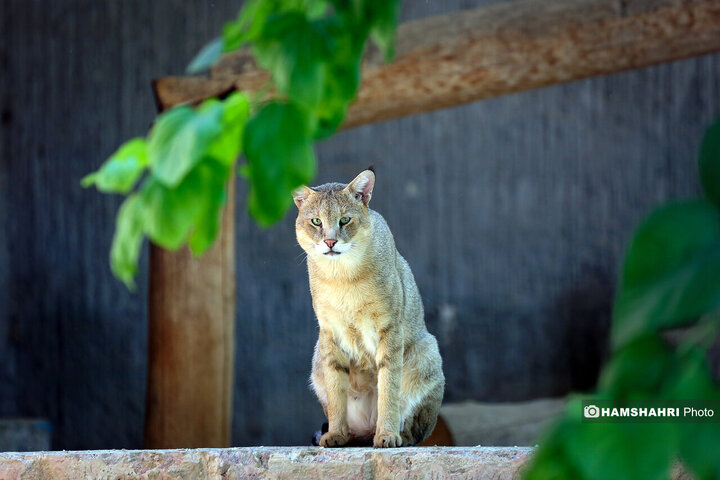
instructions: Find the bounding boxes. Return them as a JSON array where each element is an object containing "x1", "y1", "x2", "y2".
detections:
[
  {"x1": 253, "y1": 12, "x2": 329, "y2": 110},
  {"x1": 611, "y1": 119, "x2": 720, "y2": 348},
  {"x1": 81, "y1": 138, "x2": 148, "y2": 193},
  {"x1": 526, "y1": 340, "x2": 720, "y2": 480},
  {"x1": 612, "y1": 200, "x2": 720, "y2": 348},
  {"x1": 526, "y1": 399, "x2": 677, "y2": 480},
  {"x1": 699, "y1": 120, "x2": 720, "y2": 209},
  {"x1": 85, "y1": 92, "x2": 249, "y2": 288},
  {"x1": 89, "y1": 0, "x2": 401, "y2": 287},
  {"x1": 109, "y1": 159, "x2": 234, "y2": 289},
  {"x1": 243, "y1": 102, "x2": 316, "y2": 225},
  {"x1": 186, "y1": 0, "x2": 401, "y2": 225},
  {"x1": 525, "y1": 120, "x2": 720, "y2": 480}
]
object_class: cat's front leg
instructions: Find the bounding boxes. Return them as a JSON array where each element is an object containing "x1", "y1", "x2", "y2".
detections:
[
  {"x1": 374, "y1": 323, "x2": 404, "y2": 448},
  {"x1": 318, "y1": 329, "x2": 351, "y2": 447}
]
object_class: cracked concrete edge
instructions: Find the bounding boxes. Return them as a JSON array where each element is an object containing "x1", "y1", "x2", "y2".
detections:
[{"x1": 0, "y1": 446, "x2": 534, "y2": 480}]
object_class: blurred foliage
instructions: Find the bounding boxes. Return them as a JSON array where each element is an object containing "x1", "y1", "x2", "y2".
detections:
[
  {"x1": 83, "y1": 0, "x2": 400, "y2": 288},
  {"x1": 524, "y1": 120, "x2": 720, "y2": 480}
]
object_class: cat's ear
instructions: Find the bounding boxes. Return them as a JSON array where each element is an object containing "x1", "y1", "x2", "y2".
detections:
[
  {"x1": 292, "y1": 185, "x2": 314, "y2": 208},
  {"x1": 346, "y1": 168, "x2": 375, "y2": 206}
]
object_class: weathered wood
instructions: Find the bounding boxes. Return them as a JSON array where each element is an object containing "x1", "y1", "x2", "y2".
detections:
[
  {"x1": 151, "y1": 77, "x2": 236, "y2": 112},
  {"x1": 144, "y1": 99, "x2": 236, "y2": 447},
  {"x1": 154, "y1": 0, "x2": 720, "y2": 128}
]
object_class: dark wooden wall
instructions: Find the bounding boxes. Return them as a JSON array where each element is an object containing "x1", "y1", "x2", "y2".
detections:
[{"x1": 1, "y1": 0, "x2": 718, "y2": 449}]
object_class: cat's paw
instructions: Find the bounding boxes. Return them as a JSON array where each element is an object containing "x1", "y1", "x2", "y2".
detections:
[
  {"x1": 373, "y1": 432, "x2": 403, "y2": 448},
  {"x1": 319, "y1": 430, "x2": 350, "y2": 447}
]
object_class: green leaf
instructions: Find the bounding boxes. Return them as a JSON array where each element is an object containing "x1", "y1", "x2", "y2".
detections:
[
  {"x1": 529, "y1": 399, "x2": 676, "y2": 480},
  {"x1": 110, "y1": 195, "x2": 145, "y2": 289},
  {"x1": 678, "y1": 421, "x2": 720, "y2": 480},
  {"x1": 599, "y1": 336, "x2": 675, "y2": 399},
  {"x1": 676, "y1": 311, "x2": 720, "y2": 354},
  {"x1": 187, "y1": 160, "x2": 232, "y2": 255},
  {"x1": 328, "y1": 0, "x2": 399, "y2": 60},
  {"x1": 565, "y1": 420, "x2": 676, "y2": 480},
  {"x1": 141, "y1": 158, "x2": 232, "y2": 250},
  {"x1": 186, "y1": 37, "x2": 223, "y2": 74},
  {"x1": 699, "y1": 119, "x2": 720, "y2": 209},
  {"x1": 312, "y1": 17, "x2": 361, "y2": 138},
  {"x1": 108, "y1": 158, "x2": 232, "y2": 287},
  {"x1": 305, "y1": 0, "x2": 329, "y2": 18},
  {"x1": 140, "y1": 177, "x2": 198, "y2": 249},
  {"x1": 243, "y1": 102, "x2": 316, "y2": 225},
  {"x1": 148, "y1": 100, "x2": 228, "y2": 187},
  {"x1": 253, "y1": 12, "x2": 328, "y2": 110},
  {"x1": 94, "y1": 0, "x2": 405, "y2": 288},
  {"x1": 524, "y1": 413, "x2": 584, "y2": 480},
  {"x1": 208, "y1": 92, "x2": 250, "y2": 166},
  {"x1": 366, "y1": 0, "x2": 400, "y2": 60},
  {"x1": 222, "y1": 0, "x2": 329, "y2": 53},
  {"x1": 666, "y1": 346, "x2": 720, "y2": 480},
  {"x1": 82, "y1": 138, "x2": 148, "y2": 194},
  {"x1": 223, "y1": 0, "x2": 278, "y2": 51},
  {"x1": 666, "y1": 344, "x2": 720, "y2": 400},
  {"x1": 612, "y1": 200, "x2": 720, "y2": 349}
]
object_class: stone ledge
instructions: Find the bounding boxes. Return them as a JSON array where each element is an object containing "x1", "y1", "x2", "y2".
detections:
[{"x1": 0, "y1": 446, "x2": 532, "y2": 479}]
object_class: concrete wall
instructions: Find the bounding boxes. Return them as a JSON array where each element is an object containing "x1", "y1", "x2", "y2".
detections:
[{"x1": 1, "y1": 0, "x2": 718, "y2": 449}]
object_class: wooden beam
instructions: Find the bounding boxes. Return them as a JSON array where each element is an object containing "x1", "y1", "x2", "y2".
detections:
[
  {"x1": 154, "y1": 0, "x2": 720, "y2": 128},
  {"x1": 144, "y1": 104, "x2": 236, "y2": 447}
]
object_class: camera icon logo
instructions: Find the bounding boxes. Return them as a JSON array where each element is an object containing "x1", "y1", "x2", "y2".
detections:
[{"x1": 584, "y1": 405, "x2": 600, "y2": 418}]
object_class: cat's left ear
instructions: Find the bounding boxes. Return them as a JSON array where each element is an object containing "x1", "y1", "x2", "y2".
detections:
[{"x1": 346, "y1": 168, "x2": 375, "y2": 206}]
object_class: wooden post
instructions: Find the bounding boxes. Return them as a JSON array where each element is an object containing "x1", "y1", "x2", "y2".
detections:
[
  {"x1": 154, "y1": 0, "x2": 720, "y2": 129},
  {"x1": 144, "y1": 93, "x2": 236, "y2": 448}
]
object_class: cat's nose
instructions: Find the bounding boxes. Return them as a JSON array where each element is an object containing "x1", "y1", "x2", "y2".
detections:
[{"x1": 324, "y1": 239, "x2": 337, "y2": 249}]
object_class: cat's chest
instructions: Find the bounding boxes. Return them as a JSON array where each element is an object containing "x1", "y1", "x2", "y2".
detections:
[
  {"x1": 332, "y1": 317, "x2": 380, "y2": 364},
  {"x1": 313, "y1": 280, "x2": 387, "y2": 361}
]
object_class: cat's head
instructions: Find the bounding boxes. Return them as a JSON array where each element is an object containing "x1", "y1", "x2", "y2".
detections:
[{"x1": 293, "y1": 168, "x2": 375, "y2": 262}]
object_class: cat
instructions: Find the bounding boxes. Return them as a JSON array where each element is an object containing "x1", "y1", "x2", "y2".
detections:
[{"x1": 293, "y1": 167, "x2": 445, "y2": 448}]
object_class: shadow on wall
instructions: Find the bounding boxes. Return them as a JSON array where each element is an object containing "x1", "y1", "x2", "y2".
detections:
[
  {"x1": 428, "y1": 263, "x2": 613, "y2": 403},
  {"x1": 6, "y1": 262, "x2": 147, "y2": 450}
]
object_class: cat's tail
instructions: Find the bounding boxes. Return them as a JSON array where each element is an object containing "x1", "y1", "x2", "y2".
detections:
[
  {"x1": 311, "y1": 422, "x2": 328, "y2": 446},
  {"x1": 310, "y1": 422, "x2": 375, "y2": 447}
]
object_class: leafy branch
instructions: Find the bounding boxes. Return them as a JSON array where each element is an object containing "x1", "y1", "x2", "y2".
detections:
[
  {"x1": 83, "y1": 0, "x2": 400, "y2": 288},
  {"x1": 524, "y1": 120, "x2": 720, "y2": 480}
]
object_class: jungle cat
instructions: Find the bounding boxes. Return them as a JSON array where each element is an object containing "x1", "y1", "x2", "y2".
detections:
[{"x1": 293, "y1": 168, "x2": 445, "y2": 448}]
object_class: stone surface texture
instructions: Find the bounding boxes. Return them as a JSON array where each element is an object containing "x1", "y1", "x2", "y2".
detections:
[{"x1": 0, "y1": 447, "x2": 531, "y2": 480}]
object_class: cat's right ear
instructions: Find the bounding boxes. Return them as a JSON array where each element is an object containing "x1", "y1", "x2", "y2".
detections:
[{"x1": 293, "y1": 186, "x2": 314, "y2": 208}]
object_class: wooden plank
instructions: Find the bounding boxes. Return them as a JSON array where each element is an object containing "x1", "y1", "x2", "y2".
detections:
[
  {"x1": 154, "y1": 0, "x2": 720, "y2": 128},
  {"x1": 144, "y1": 105, "x2": 236, "y2": 447},
  {"x1": 151, "y1": 77, "x2": 235, "y2": 112}
]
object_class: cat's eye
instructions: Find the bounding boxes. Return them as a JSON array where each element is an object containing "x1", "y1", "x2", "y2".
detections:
[
  {"x1": 339, "y1": 217, "x2": 351, "y2": 226},
  {"x1": 311, "y1": 218, "x2": 322, "y2": 226}
]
